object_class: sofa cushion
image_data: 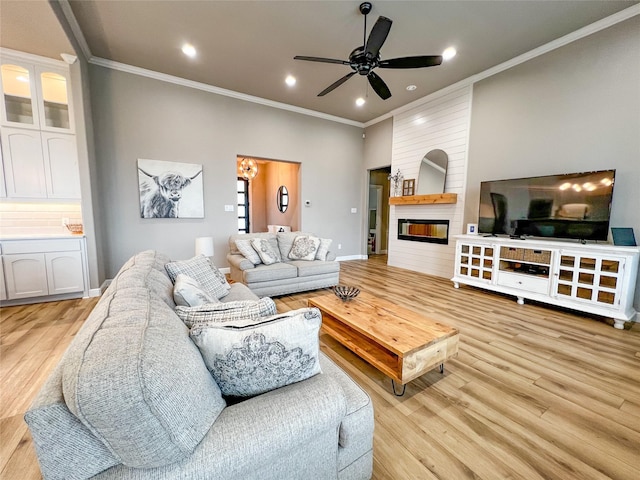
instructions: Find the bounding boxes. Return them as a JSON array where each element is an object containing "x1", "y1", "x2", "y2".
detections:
[
  {"x1": 61, "y1": 252, "x2": 226, "y2": 469},
  {"x1": 235, "y1": 238, "x2": 262, "y2": 264},
  {"x1": 190, "y1": 308, "x2": 322, "y2": 397},
  {"x1": 165, "y1": 255, "x2": 230, "y2": 298},
  {"x1": 315, "y1": 238, "x2": 333, "y2": 261},
  {"x1": 175, "y1": 297, "x2": 277, "y2": 328},
  {"x1": 242, "y1": 262, "x2": 297, "y2": 284},
  {"x1": 289, "y1": 259, "x2": 341, "y2": 278},
  {"x1": 221, "y1": 282, "x2": 259, "y2": 302},
  {"x1": 250, "y1": 237, "x2": 281, "y2": 265},
  {"x1": 173, "y1": 273, "x2": 219, "y2": 307},
  {"x1": 288, "y1": 235, "x2": 321, "y2": 261}
]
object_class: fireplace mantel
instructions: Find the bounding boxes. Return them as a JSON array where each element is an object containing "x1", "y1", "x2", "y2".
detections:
[{"x1": 389, "y1": 193, "x2": 457, "y2": 205}]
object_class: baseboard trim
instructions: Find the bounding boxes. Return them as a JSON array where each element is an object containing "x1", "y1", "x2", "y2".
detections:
[
  {"x1": 87, "y1": 288, "x2": 102, "y2": 298},
  {"x1": 336, "y1": 255, "x2": 368, "y2": 261}
]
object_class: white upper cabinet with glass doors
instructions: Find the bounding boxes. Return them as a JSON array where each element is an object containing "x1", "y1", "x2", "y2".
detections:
[{"x1": 1, "y1": 56, "x2": 73, "y2": 133}]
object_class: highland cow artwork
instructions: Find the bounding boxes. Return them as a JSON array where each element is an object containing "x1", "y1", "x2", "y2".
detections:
[{"x1": 138, "y1": 159, "x2": 204, "y2": 218}]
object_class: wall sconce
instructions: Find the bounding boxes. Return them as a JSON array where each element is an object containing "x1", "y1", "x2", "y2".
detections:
[
  {"x1": 238, "y1": 158, "x2": 258, "y2": 180},
  {"x1": 195, "y1": 236, "x2": 214, "y2": 258}
]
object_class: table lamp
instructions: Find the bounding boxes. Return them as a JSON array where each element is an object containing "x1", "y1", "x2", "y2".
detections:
[{"x1": 195, "y1": 236, "x2": 214, "y2": 258}]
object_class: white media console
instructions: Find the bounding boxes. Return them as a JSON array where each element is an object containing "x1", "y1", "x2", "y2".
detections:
[{"x1": 451, "y1": 234, "x2": 639, "y2": 329}]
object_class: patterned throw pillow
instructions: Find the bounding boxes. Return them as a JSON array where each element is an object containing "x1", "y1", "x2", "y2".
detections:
[
  {"x1": 175, "y1": 297, "x2": 277, "y2": 328},
  {"x1": 235, "y1": 239, "x2": 262, "y2": 265},
  {"x1": 173, "y1": 274, "x2": 219, "y2": 307},
  {"x1": 315, "y1": 238, "x2": 333, "y2": 261},
  {"x1": 250, "y1": 238, "x2": 281, "y2": 265},
  {"x1": 165, "y1": 255, "x2": 230, "y2": 299},
  {"x1": 190, "y1": 308, "x2": 322, "y2": 397},
  {"x1": 288, "y1": 235, "x2": 321, "y2": 261}
]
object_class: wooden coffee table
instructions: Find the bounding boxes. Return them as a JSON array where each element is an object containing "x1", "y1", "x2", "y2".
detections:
[{"x1": 308, "y1": 291, "x2": 459, "y2": 395}]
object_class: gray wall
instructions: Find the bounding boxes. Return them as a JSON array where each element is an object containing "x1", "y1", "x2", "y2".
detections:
[
  {"x1": 467, "y1": 16, "x2": 640, "y2": 309},
  {"x1": 89, "y1": 66, "x2": 364, "y2": 277},
  {"x1": 364, "y1": 117, "x2": 393, "y2": 170}
]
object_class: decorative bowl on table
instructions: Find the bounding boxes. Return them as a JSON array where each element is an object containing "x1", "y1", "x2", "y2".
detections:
[{"x1": 333, "y1": 285, "x2": 360, "y2": 301}]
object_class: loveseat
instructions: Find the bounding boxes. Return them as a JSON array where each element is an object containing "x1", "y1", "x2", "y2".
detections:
[
  {"x1": 24, "y1": 250, "x2": 373, "y2": 480},
  {"x1": 227, "y1": 231, "x2": 340, "y2": 297}
]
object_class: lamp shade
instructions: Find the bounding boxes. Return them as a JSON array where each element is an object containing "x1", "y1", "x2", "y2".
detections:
[{"x1": 195, "y1": 236, "x2": 214, "y2": 257}]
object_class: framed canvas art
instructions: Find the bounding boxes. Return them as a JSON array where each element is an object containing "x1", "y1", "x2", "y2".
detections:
[{"x1": 138, "y1": 159, "x2": 204, "y2": 218}]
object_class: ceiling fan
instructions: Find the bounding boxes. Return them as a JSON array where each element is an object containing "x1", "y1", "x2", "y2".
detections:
[{"x1": 294, "y1": 2, "x2": 443, "y2": 100}]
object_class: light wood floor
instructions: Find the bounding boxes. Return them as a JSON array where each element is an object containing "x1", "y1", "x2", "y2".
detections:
[{"x1": 1, "y1": 256, "x2": 639, "y2": 479}]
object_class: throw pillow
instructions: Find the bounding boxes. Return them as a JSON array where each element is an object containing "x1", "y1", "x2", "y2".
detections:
[
  {"x1": 190, "y1": 307, "x2": 322, "y2": 397},
  {"x1": 175, "y1": 297, "x2": 277, "y2": 328},
  {"x1": 235, "y1": 239, "x2": 262, "y2": 265},
  {"x1": 315, "y1": 238, "x2": 333, "y2": 261},
  {"x1": 288, "y1": 235, "x2": 321, "y2": 261},
  {"x1": 173, "y1": 274, "x2": 219, "y2": 307},
  {"x1": 165, "y1": 255, "x2": 229, "y2": 300},
  {"x1": 250, "y1": 238, "x2": 281, "y2": 265}
]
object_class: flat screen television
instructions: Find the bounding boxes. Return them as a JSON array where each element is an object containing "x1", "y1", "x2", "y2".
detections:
[{"x1": 478, "y1": 169, "x2": 615, "y2": 241}]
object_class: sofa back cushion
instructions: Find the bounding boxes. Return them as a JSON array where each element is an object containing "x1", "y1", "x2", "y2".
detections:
[{"x1": 60, "y1": 251, "x2": 226, "y2": 468}]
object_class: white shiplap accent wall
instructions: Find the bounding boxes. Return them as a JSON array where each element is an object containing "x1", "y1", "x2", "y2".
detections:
[{"x1": 389, "y1": 86, "x2": 472, "y2": 279}]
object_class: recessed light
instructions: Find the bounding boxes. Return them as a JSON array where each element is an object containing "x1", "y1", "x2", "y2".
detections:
[
  {"x1": 355, "y1": 97, "x2": 365, "y2": 107},
  {"x1": 406, "y1": 85, "x2": 417, "y2": 91},
  {"x1": 442, "y1": 47, "x2": 457, "y2": 61},
  {"x1": 285, "y1": 75, "x2": 296, "y2": 87},
  {"x1": 182, "y1": 43, "x2": 197, "y2": 58}
]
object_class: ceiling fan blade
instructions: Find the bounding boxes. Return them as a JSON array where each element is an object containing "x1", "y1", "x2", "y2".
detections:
[
  {"x1": 379, "y1": 55, "x2": 443, "y2": 69},
  {"x1": 365, "y1": 16, "x2": 392, "y2": 58},
  {"x1": 367, "y1": 71, "x2": 391, "y2": 100},
  {"x1": 318, "y1": 71, "x2": 357, "y2": 96},
  {"x1": 294, "y1": 56, "x2": 349, "y2": 65}
]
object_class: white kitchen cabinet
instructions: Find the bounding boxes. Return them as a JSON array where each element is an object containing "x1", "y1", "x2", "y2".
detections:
[
  {"x1": 0, "y1": 237, "x2": 88, "y2": 303},
  {"x1": 1, "y1": 55, "x2": 73, "y2": 132},
  {"x1": 0, "y1": 256, "x2": 6, "y2": 301},
  {"x1": 1, "y1": 126, "x2": 47, "y2": 197},
  {"x1": 45, "y1": 250, "x2": 84, "y2": 295},
  {"x1": 42, "y1": 132, "x2": 80, "y2": 198},
  {"x1": 3, "y1": 253, "x2": 49, "y2": 299},
  {"x1": 0, "y1": 126, "x2": 79, "y2": 199},
  {"x1": 452, "y1": 235, "x2": 640, "y2": 329}
]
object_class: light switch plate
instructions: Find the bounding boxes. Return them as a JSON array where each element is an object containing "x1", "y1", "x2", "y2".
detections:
[
  {"x1": 224, "y1": 205, "x2": 234, "y2": 212},
  {"x1": 350, "y1": 208, "x2": 357, "y2": 213}
]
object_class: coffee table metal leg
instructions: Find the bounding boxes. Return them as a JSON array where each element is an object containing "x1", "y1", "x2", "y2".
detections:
[
  {"x1": 391, "y1": 380, "x2": 406, "y2": 396},
  {"x1": 439, "y1": 363, "x2": 444, "y2": 374}
]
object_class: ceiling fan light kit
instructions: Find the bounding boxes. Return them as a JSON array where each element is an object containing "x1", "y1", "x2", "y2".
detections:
[{"x1": 294, "y1": 2, "x2": 443, "y2": 101}]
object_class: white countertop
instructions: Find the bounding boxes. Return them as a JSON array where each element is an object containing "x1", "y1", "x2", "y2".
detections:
[{"x1": 0, "y1": 234, "x2": 85, "y2": 240}]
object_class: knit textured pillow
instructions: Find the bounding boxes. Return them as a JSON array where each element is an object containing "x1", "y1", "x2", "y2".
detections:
[
  {"x1": 315, "y1": 238, "x2": 333, "y2": 261},
  {"x1": 288, "y1": 235, "x2": 321, "y2": 261},
  {"x1": 190, "y1": 308, "x2": 322, "y2": 397},
  {"x1": 175, "y1": 297, "x2": 277, "y2": 328},
  {"x1": 165, "y1": 255, "x2": 229, "y2": 300}
]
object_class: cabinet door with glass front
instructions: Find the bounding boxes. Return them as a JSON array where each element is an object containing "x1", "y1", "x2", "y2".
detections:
[
  {"x1": 553, "y1": 251, "x2": 625, "y2": 308},
  {"x1": 457, "y1": 243, "x2": 494, "y2": 283},
  {"x1": 1, "y1": 61, "x2": 72, "y2": 132}
]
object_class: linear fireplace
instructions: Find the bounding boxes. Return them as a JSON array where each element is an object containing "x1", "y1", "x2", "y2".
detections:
[{"x1": 398, "y1": 219, "x2": 450, "y2": 244}]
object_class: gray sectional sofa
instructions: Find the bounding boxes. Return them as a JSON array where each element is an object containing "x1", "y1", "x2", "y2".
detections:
[
  {"x1": 227, "y1": 231, "x2": 340, "y2": 297},
  {"x1": 24, "y1": 250, "x2": 373, "y2": 480}
]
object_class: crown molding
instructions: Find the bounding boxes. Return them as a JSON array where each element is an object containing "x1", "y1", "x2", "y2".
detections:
[
  {"x1": 56, "y1": 0, "x2": 93, "y2": 62},
  {"x1": 0, "y1": 47, "x2": 68, "y2": 69},
  {"x1": 364, "y1": 3, "x2": 640, "y2": 128},
  {"x1": 88, "y1": 57, "x2": 365, "y2": 128}
]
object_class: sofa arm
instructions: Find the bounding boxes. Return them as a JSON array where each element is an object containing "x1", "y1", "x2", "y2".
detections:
[
  {"x1": 95, "y1": 373, "x2": 348, "y2": 479},
  {"x1": 227, "y1": 253, "x2": 254, "y2": 271},
  {"x1": 327, "y1": 251, "x2": 337, "y2": 261}
]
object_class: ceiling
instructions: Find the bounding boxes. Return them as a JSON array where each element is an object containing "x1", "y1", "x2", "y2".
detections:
[{"x1": 1, "y1": 1, "x2": 638, "y2": 124}]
